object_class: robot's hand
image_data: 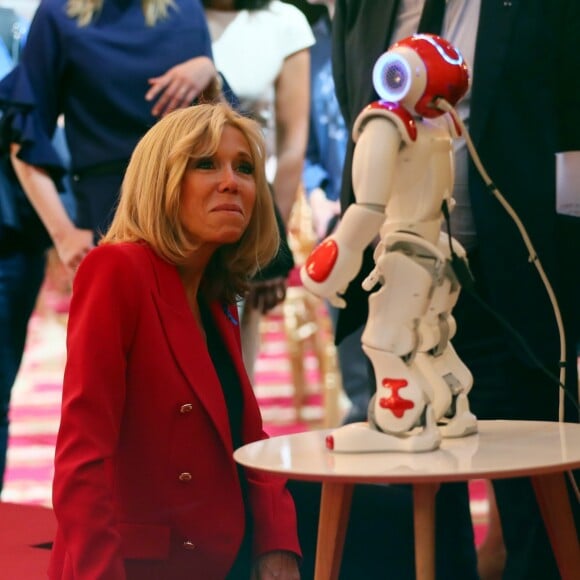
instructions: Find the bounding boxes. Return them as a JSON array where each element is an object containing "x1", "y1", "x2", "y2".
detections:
[
  {"x1": 300, "y1": 236, "x2": 363, "y2": 308},
  {"x1": 362, "y1": 266, "x2": 382, "y2": 291}
]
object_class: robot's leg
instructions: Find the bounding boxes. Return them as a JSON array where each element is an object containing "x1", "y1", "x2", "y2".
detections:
[
  {"x1": 364, "y1": 347, "x2": 428, "y2": 434},
  {"x1": 427, "y1": 342, "x2": 477, "y2": 437},
  {"x1": 324, "y1": 403, "x2": 440, "y2": 453},
  {"x1": 414, "y1": 352, "x2": 452, "y2": 421},
  {"x1": 362, "y1": 345, "x2": 441, "y2": 451},
  {"x1": 324, "y1": 347, "x2": 442, "y2": 452},
  {"x1": 325, "y1": 247, "x2": 446, "y2": 452},
  {"x1": 324, "y1": 346, "x2": 442, "y2": 453}
]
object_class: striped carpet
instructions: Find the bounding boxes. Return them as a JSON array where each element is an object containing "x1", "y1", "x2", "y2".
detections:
[{"x1": 2, "y1": 284, "x2": 489, "y2": 545}]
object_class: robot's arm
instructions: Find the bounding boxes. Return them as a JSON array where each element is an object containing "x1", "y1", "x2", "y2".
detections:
[
  {"x1": 301, "y1": 108, "x2": 409, "y2": 307},
  {"x1": 301, "y1": 203, "x2": 384, "y2": 307},
  {"x1": 352, "y1": 110, "x2": 411, "y2": 207}
]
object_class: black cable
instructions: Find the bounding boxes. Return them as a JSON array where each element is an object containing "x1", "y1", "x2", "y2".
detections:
[{"x1": 440, "y1": 200, "x2": 580, "y2": 414}]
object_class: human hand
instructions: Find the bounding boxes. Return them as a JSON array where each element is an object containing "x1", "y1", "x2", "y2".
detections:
[
  {"x1": 247, "y1": 277, "x2": 287, "y2": 314},
  {"x1": 251, "y1": 551, "x2": 300, "y2": 580},
  {"x1": 53, "y1": 227, "x2": 94, "y2": 275},
  {"x1": 146, "y1": 56, "x2": 216, "y2": 117}
]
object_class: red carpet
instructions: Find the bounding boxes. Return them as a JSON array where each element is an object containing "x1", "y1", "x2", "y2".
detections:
[
  {"x1": 2, "y1": 284, "x2": 489, "y2": 546},
  {"x1": 0, "y1": 502, "x2": 56, "y2": 578}
]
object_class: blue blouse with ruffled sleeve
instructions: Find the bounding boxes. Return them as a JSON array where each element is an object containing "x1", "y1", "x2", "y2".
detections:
[{"x1": 0, "y1": 0, "x2": 212, "y2": 179}]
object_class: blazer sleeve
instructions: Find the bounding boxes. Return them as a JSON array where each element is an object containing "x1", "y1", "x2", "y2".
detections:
[
  {"x1": 52, "y1": 245, "x2": 142, "y2": 579},
  {"x1": 245, "y1": 465, "x2": 302, "y2": 560}
]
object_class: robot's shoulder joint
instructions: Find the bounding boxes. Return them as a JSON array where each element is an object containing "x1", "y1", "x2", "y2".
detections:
[{"x1": 353, "y1": 101, "x2": 418, "y2": 145}]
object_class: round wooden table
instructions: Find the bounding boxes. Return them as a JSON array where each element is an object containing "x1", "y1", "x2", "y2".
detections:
[{"x1": 234, "y1": 420, "x2": 580, "y2": 580}]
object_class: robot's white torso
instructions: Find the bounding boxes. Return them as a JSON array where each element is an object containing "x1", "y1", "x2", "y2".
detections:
[
  {"x1": 351, "y1": 104, "x2": 458, "y2": 245},
  {"x1": 381, "y1": 120, "x2": 454, "y2": 241}
]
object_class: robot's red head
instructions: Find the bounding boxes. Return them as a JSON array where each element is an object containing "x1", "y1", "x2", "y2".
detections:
[{"x1": 372, "y1": 34, "x2": 469, "y2": 118}]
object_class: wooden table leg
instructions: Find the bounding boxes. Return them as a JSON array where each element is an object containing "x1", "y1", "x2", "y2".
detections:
[
  {"x1": 413, "y1": 482, "x2": 439, "y2": 580},
  {"x1": 314, "y1": 482, "x2": 354, "y2": 580},
  {"x1": 531, "y1": 472, "x2": 580, "y2": 580}
]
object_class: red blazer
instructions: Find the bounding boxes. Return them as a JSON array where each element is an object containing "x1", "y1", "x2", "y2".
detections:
[{"x1": 48, "y1": 242, "x2": 300, "y2": 579}]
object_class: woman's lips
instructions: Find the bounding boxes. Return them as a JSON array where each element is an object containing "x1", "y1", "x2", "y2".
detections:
[{"x1": 212, "y1": 204, "x2": 243, "y2": 214}]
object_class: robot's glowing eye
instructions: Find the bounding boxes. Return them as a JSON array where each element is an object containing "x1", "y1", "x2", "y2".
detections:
[
  {"x1": 373, "y1": 52, "x2": 412, "y2": 101},
  {"x1": 384, "y1": 63, "x2": 408, "y2": 92}
]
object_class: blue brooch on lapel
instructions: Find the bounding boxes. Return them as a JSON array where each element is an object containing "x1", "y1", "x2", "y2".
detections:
[{"x1": 222, "y1": 303, "x2": 239, "y2": 326}]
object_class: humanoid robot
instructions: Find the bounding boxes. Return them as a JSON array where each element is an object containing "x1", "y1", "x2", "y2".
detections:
[{"x1": 300, "y1": 34, "x2": 478, "y2": 452}]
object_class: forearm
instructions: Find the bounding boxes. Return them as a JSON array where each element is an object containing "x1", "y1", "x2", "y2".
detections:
[
  {"x1": 272, "y1": 149, "x2": 305, "y2": 226},
  {"x1": 10, "y1": 144, "x2": 75, "y2": 243},
  {"x1": 10, "y1": 144, "x2": 94, "y2": 272},
  {"x1": 273, "y1": 50, "x2": 310, "y2": 226}
]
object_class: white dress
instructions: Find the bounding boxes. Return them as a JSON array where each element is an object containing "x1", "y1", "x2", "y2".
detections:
[{"x1": 205, "y1": 1, "x2": 314, "y2": 171}]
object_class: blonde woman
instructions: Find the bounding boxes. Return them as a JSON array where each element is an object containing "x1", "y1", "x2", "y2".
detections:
[
  {"x1": 0, "y1": 0, "x2": 218, "y2": 493},
  {"x1": 50, "y1": 103, "x2": 301, "y2": 579}
]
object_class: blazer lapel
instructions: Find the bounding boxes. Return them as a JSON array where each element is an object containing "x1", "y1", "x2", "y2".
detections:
[
  {"x1": 146, "y1": 250, "x2": 234, "y2": 452},
  {"x1": 470, "y1": 0, "x2": 520, "y2": 146}
]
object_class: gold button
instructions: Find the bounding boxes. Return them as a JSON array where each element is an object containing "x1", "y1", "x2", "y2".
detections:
[
  {"x1": 183, "y1": 540, "x2": 196, "y2": 550},
  {"x1": 180, "y1": 404, "x2": 193, "y2": 414},
  {"x1": 178, "y1": 472, "x2": 192, "y2": 482}
]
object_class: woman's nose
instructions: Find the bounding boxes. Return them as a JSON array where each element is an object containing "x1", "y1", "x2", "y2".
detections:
[{"x1": 218, "y1": 165, "x2": 238, "y2": 191}]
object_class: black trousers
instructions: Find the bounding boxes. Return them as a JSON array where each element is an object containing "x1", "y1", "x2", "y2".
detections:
[{"x1": 454, "y1": 249, "x2": 580, "y2": 580}]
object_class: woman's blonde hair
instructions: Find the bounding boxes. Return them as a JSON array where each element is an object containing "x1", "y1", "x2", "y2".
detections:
[
  {"x1": 101, "y1": 103, "x2": 280, "y2": 302},
  {"x1": 66, "y1": 0, "x2": 176, "y2": 27}
]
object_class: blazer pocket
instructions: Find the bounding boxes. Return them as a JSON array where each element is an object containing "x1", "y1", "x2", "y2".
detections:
[{"x1": 117, "y1": 522, "x2": 171, "y2": 560}]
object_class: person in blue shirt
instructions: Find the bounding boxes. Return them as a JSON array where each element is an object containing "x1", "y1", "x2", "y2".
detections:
[{"x1": 0, "y1": 0, "x2": 220, "y2": 494}]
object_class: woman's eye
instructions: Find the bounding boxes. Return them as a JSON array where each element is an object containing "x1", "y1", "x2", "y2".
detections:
[
  {"x1": 194, "y1": 158, "x2": 214, "y2": 169},
  {"x1": 237, "y1": 161, "x2": 254, "y2": 175}
]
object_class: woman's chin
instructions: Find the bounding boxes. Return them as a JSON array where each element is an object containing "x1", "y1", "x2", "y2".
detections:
[{"x1": 212, "y1": 229, "x2": 245, "y2": 245}]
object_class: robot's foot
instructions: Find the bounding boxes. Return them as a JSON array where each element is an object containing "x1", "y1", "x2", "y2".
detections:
[
  {"x1": 326, "y1": 405, "x2": 441, "y2": 453},
  {"x1": 438, "y1": 394, "x2": 478, "y2": 438}
]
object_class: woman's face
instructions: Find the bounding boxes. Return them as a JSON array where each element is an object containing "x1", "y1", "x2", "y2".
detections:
[{"x1": 180, "y1": 125, "x2": 257, "y2": 249}]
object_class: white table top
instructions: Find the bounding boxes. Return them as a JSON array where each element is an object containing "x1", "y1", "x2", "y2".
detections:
[{"x1": 234, "y1": 420, "x2": 580, "y2": 483}]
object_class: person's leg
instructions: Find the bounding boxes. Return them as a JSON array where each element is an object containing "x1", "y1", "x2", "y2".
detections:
[
  {"x1": 453, "y1": 250, "x2": 579, "y2": 580},
  {"x1": 240, "y1": 303, "x2": 262, "y2": 384},
  {"x1": 336, "y1": 326, "x2": 371, "y2": 424},
  {"x1": 0, "y1": 249, "x2": 46, "y2": 492},
  {"x1": 326, "y1": 305, "x2": 371, "y2": 424},
  {"x1": 478, "y1": 358, "x2": 579, "y2": 580}
]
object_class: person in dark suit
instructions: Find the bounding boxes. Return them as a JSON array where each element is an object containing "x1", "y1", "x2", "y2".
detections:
[
  {"x1": 49, "y1": 103, "x2": 300, "y2": 580},
  {"x1": 332, "y1": 1, "x2": 580, "y2": 578}
]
